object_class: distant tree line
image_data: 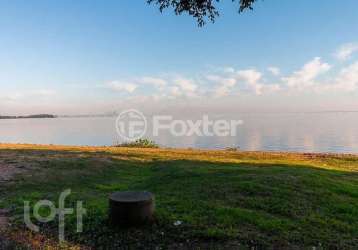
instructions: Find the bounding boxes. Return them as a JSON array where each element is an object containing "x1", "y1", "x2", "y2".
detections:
[{"x1": 0, "y1": 114, "x2": 57, "y2": 119}]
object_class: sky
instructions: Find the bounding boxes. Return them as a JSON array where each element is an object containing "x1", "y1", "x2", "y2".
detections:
[{"x1": 1, "y1": 0, "x2": 358, "y2": 115}]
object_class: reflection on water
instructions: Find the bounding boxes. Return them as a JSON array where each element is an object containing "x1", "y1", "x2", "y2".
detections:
[{"x1": 0, "y1": 113, "x2": 358, "y2": 153}]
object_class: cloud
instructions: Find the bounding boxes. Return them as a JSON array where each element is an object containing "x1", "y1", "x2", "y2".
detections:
[
  {"x1": 282, "y1": 57, "x2": 331, "y2": 90},
  {"x1": 172, "y1": 77, "x2": 199, "y2": 97},
  {"x1": 105, "y1": 76, "x2": 201, "y2": 98},
  {"x1": 105, "y1": 81, "x2": 137, "y2": 93},
  {"x1": 207, "y1": 75, "x2": 237, "y2": 97},
  {"x1": 0, "y1": 93, "x2": 24, "y2": 102},
  {"x1": 323, "y1": 61, "x2": 358, "y2": 92},
  {"x1": 267, "y1": 67, "x2": 280, "y2": 76},
  {"x1": 31, "y1": 89, "x2": 56, "y2": 96},
  {"x1": 236, "y1": 69, "x2": 262, "y2": 84},
  {"x1": 102, "y1": 54, "x2": 357, "y2": 101},
  {"x1": 0, "y1": 89, "x2": 56, "y2": 102},
  {"x1": 174, "y1": 78, "x2": 197, "y2": 92},
  {"x1": 236, "y1": 69, "x2": 265, "y2": 95},
  {"x1": 138, "y1": 77, "x2": 167, "y2": 88},
  {"x1": 208, "y1": 69, "x2": 280, "y2": 97},
  {"x1": 169, "y1": 86, "x2": 181, "y2": 97},
  {"x1": 223, "y1": 67, "x2": 235, "y2": 73},
  {"x1": 335, "y1": 43, "x2": 358, "y2": 61}
]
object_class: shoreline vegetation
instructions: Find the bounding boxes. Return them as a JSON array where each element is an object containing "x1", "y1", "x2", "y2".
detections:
[
  {"x1": 0, "y1": 114, "x2": 56, "y2": 119},
  {"x1": 0, "y1": 143, "x2": 358, "y2": 249},
  {"x1": 114, "y1": 139, "x2": 160, "y2": 148}
]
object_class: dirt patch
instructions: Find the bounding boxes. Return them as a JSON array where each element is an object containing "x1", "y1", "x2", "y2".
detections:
[
  {"x1": 0, "y1": 210, "x2": 9, "y2": 231},
  {"x1": 0, "y1": 209, "x2": 10, "y2": 249},
  {"x1": 0, "y1": 151, "x2": 38, "y2": 183},
  {"x1": 0, "y1": 164, "x2": 22, "y2": 183},
  {"x1": 0, "y1": 151, "x2": 36, "y2": 247}
]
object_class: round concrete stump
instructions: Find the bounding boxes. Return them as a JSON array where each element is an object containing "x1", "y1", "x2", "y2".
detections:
[{"x1": 109, "y1": 191, "x2": 155, "y2": 227}]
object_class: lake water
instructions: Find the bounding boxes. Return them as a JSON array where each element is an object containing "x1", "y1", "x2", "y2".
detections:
[{"x1": 0, "y1": 112, "x2": 358, "y2": 153}]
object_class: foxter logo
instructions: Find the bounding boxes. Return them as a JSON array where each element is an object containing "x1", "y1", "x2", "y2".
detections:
[
  {"x1": 115, "y1": 109, "x2": 147, "y2": 141},
  {"x1": 115, "y1": 109, "x2": 243, "y2": 140}
]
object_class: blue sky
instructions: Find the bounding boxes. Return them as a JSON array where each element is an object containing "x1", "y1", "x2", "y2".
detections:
[{"x1": 1, "y1": 0, "x2": 358, "y2": 115}]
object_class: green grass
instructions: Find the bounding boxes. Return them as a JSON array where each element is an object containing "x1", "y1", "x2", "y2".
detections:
[{"x1": 1, "y1": 144, "x2": 358, "y2": 249}]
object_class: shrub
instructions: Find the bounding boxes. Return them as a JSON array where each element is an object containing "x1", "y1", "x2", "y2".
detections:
[
  {"x1": 225, "y1": 146, "x2": 240, "y2": 151},
  {"x1": 114, "y1": 139, "x2": 159, "y2": 148}
]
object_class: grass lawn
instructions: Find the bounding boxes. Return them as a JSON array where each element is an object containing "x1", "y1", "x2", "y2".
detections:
[{"x1": 1, "y1": 144, "x2": 358, "y2": 249}]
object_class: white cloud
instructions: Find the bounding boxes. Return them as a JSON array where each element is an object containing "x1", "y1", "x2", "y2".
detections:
[
  {"x1": 0, "y1": 93, "x2": 24, "y2": 101},
  {"x1": 236, "y1": 69, "x2": 262, "y2": 84},
  {"x1": 236, "y1": 69, "x2": 265, "y2": 95},
  {"x1": 106, "y1": 81, "x2": 137, "y2": 93},
  {"x1": 223, "y1": 67, "x2": 235, "y2": 73},
  {"x1": 173, "y1": 78, "x2": 198, "y2": 97},
  {"x1": 100, "y1": 56, "x2": 356, "y2": 102},
  {"x1": 214, "y1": 85, "x2": 232, "y2": 98},
  {"x1": 138, "y1": 77, "x2": 167, "y2": 88},
  {"x1": 262, "y1": 84, "x2": 281, "y2": 93},
  {"x1": 169, "y1": 86, "x2": 181, "y2": 97},
  {"x1": 267, "y1": 67, "x2": 280, "y2": 76},
  {"x1": 0, "y1": 89, "x2": 56, "y2": 102},
  {"x1": 208, "y1": 69, "x2": 280, "y2": 97},
  {"x1": 282, "y1": 57, "x2": 331, "y2": 90},
  {"x1": 105, "y1": 76, "x2": 200, "y2": 98},
  {"x1": 324, "y1": 61, "x2": 358, "y2": 92},
  {"x1": 31, "y1": 89, "x2": 56, "y2": 96},
  {"x1": 207, "y1": 75, "x2": 237, "y2": 97},
  {"x1": 335, "y1": 43, "x2": 358, "y2": 61}
]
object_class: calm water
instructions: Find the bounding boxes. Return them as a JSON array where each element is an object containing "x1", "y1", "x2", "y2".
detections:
[{"x1": 1, "y1": 112, "x2": 358, "y2": 153}]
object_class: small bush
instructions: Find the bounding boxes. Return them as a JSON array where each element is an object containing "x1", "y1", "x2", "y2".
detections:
[
  {"x1": 225, "y1": 146, "x2": 240, "y2": 151},
  {"x1": 114, "y1": 139, "x2": 159, "y2": 148}
]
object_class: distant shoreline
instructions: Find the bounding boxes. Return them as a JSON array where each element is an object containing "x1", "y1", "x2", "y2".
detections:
[
  {"x1": 0, "y1": 114, "x2": 57, "y2": 120},
  {"x1": 0, "y1": 142, "x2": 356, "y2": 156}
]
